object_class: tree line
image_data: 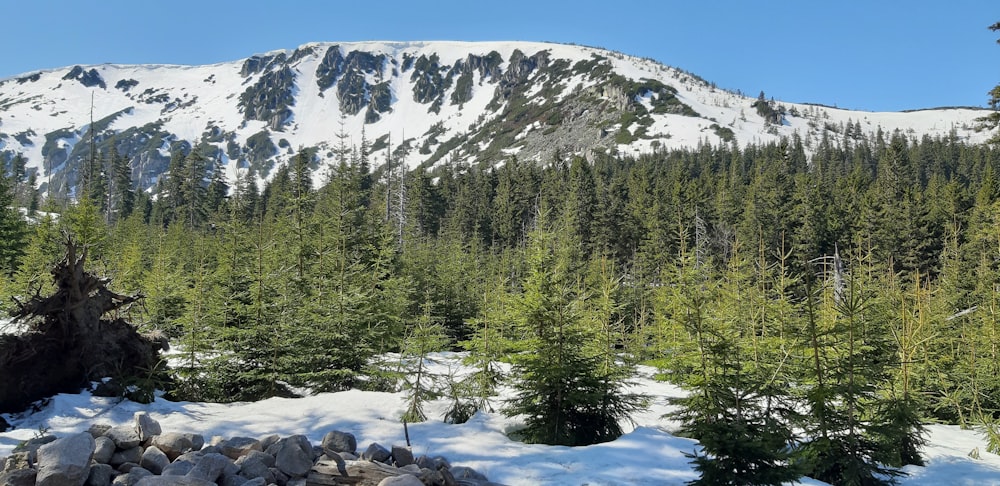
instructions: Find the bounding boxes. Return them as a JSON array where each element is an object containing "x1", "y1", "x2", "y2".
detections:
[{"x1": 2, "y1": 123, "x2": 1000, "y2": 484}]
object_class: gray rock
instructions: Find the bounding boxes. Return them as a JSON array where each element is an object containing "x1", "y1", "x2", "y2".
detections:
[
  {"x1": 1, "y1": 453, "x2": 29, "y2": 473},
  {"x1": 268, "y1": 467, "x2": 289, "y2": 486},
  {"x1": 219, "y1": 472, "x2": 248, "y2": 486},
  {"x1": 258, "y1": 434, "x2": 280, "y2": 451},
  {"x1": 272, "y1": 435, "x2": 313, "y2": 478},
  {"x1": 187, "y1": 434, "x2": 205, "y2": 452},
  {"x1": 219, "y1": 437, "x2": 261, "y2": 460},
  {"x1": 158, "y1": 461, "x2": 194, "y2": 478},
  {"x1": 438, "y1": 467, "x2": 456, "y2": 486},
  {"x1": 198, "y1": 445, "x2": 221, "y2": 455},
  {"x1": 339, "y1": 452, "x2": 358, "y2": 461},
  {"x1": 361, "y1": 443, "x2": 391, "y2": 464},
  {"x1": 133, "y1": 413, "x2": 161, "y2": 442},
  {"x1": 110, "y1": 447, "x2": 143, "y2": 468},
  {"x1": 185, "y1": 453, "x2": 231, "y2": 483},
  {"x1": 418, "y1": 468, "x2": 443, "y2": 485},
  {"x1": 115, "y1": 464, "x2": 142, "y2": 474},
  {"x1": 286, "y1": 479, "x2": 306, "y2": 486},
  {"x1": 377, "y1": 475, "x2": 424, "y2": 486},
  {"x1": 111, "y1": 468, "x2": 152, "y2": 486},
  {"x1": 399, "y1": 465, "x2": 421, "y2": 474},
  {"x1": 139, "y1": 447, "x2": 170, "y2": 475},
  {"x1": 150, "y1": 433, "x2": 196, "y2": 462},
  {"x1": 93, "y1": 437, "x2": 116, "y2": 465},
  {"x1": 234, "y1": 453, "x2": 273, "y2": 481},
  {"x1": 105, "y1": 426, "x2": 142, "y2": 450},
  {"x1": 36, "y1": 432, "x2": 96, "y2": 486},
  {"x1": 236, "y1": 450, "x2": 275, "y2": 469},
  {"x1": 12, "y1": 435, "x2": 56, "y2": 463},
  {"x1": 450, "y1": 466, "x2": 488, "y2": 481},
  {"x1": 161, "y1": 453, "x2": 203, "y2": 477},
  {"x1": 87, "y1": 425, "x2": 112, "y2": 439},
  {"x1": 85, "y1": 464, "x2": 114, "y2": 486},
  {"x1": 320, "y1": 431, "x2": 356, "y2": 454},
  {"x1": 390, "y1": 446, "x2": 414, "y2": 467},
  {"x1": 135, "y1": 478, "x2": 216, "y2": 486},
  {"x1": 0, "y1": 469, "x2": 36, "y2": 486},
  {"x1": 241, "y1": 479, "x2": 266, "y2": 486}
]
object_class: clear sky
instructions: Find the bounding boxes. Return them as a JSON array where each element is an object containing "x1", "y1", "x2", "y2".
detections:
[{"x1": 0, "y1": 0, "x2": 996, "y2": 112}]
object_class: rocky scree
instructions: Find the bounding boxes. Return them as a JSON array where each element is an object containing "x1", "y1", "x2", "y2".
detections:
[{"x1": 0, "y1": 412, "x2": 503, "y2": 486}]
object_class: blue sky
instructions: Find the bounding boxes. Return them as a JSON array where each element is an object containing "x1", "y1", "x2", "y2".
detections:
[{"x1": 0, "y1": 0, "x2": 996, "y2": 112}]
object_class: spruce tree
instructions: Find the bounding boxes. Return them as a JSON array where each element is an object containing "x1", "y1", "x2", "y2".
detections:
[
  {"x1": 0, "y1": 172, "x2": 27, "y2": 276},
  {"x1": 666, "y1": 236, "x2": 800, "y2": 486},
  {"x1": 504, "y1": 221, "x2": 643, "y2": 446}
]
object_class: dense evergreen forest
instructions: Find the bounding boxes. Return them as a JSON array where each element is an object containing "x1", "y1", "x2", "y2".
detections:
[{"x1": 4, "y1": 123, "x2": 1000, "y2": 483}]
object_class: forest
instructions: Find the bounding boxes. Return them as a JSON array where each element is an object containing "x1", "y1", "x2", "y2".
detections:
[{"x1": 3, "y1": 122, "x2": 1000, "y2": 484}]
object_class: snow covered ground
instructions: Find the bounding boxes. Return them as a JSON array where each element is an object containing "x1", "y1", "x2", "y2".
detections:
[{"x1": 2, "y1": 353, "x2": 1000, "y2": 485}]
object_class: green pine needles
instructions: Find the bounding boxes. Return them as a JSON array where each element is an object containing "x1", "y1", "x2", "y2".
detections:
[{"x1": 501, "y1": 222, "x2": 645, "y2": 446}]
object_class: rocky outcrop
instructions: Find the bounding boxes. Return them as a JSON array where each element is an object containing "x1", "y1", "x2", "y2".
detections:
[{"x1": 0, "y1": 413, "x2": 503, "y2": 486}]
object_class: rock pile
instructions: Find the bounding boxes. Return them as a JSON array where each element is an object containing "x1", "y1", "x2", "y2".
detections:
[{"x1": 0, "y1": 413, "x2": 502, "y2": 486}]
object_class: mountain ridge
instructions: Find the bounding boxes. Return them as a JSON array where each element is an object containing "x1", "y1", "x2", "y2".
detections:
[{"x1": 0, "y1": 40, "x2": 989, "y2": 197}]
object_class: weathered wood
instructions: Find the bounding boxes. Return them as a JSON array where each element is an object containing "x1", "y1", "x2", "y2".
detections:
[{"x1": 0, "y1": 236, "x2": 163, "y2": 414}]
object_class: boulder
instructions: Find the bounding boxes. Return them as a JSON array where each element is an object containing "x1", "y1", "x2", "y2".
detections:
[
  {"x1": 111, "y1": 467, "x2": 152, "y2": 486},
  {"x1": 0, "y1": 416, "x2": 9, "y2": 433},
  {"x1": 0, "y1": 469, "x2": 36, "y2": 486},
  {"x1": 271, "y1": 435, "x2": 313, "y2": 478},
  {"x1": 219, "y1": 474, "x2": 248, "y2": 486},
  {"x1": 93, "y1": 437, "x2": 116, "y2": 465},
  {"x1": 450, "y1": 466, "x2": 488, "y2": 481},
  {"x1": 87, "y1": 425, "x2": 112, "y2": 439},
  {"x1": 134, "y1": 413, "x2": 161, "y2": 442},
  {"x1": 105, "y1": 426, "x2": 142, "y2": 450},
  {"x1": 185, "y1": 453, "x2": 231, "y2": 483},
  {"x1": 321, "y1": 431, "x2": 356, "y2": 454},
  {"x1": 377, "y1": 475, "x2": 424, "y2": 486},
  {"x1": 85, "y1": 464, "x2": 114, "y2": 486},
  {"x1": 109, "y1": 447, "x2": 143, "y2": 468},
  {"x1": 361, "y1": 443, "x2": 391, "y2": 464},
  {"x1": 236, "y1": 450, "x2": 275, "y2": 469},
  {"x1": 258, "y1": 434, "x2": 280, "y2": 451},
  {"x1": 390, "y1": 446, "x2": 414, "y2": 467},
  {"x1": 1, "y1": 453, "x2": 29, "y2": 473},
  {"x1": 268, "y1": 467, "x2": 289, "y2": 486},
  {"x1": 218, "y1": 437, "x2": 261, "y2": 460},
  {"x1": 135, "y1": 478, "x2": 216, "y2": 486},
  {"x1": 12, "y1": 435, "x2": 56, "y2": 463},
  {"x1": 234, "y1": 453, "x2": 273, "y2": 482},
  {"x1": 36, "y1": 432, "x2": 95, "y2": 486},
  {"x1": 139, "y1": 447, "x2": 170, "y2": 475},
  {"x1": 160, "y1": 452, "x2": 200, "y2": 477},
  {"x1": 150, "y1": 433, "x2": 197, "y2": 461}
]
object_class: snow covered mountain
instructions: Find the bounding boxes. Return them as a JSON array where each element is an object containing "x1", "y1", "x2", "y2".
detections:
[{"x1": 0, "y1": 41, "x2": 989, "y2": 195}]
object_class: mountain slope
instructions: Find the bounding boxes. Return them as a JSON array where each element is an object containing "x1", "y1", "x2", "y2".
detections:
[{"x1": 0, "y1": 41, "x2": 989, "y2": 195}]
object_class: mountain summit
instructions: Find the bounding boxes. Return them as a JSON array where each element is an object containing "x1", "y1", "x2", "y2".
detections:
[{"x1": 0, "y1": 41, "x2": 987, "y2": 195}]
